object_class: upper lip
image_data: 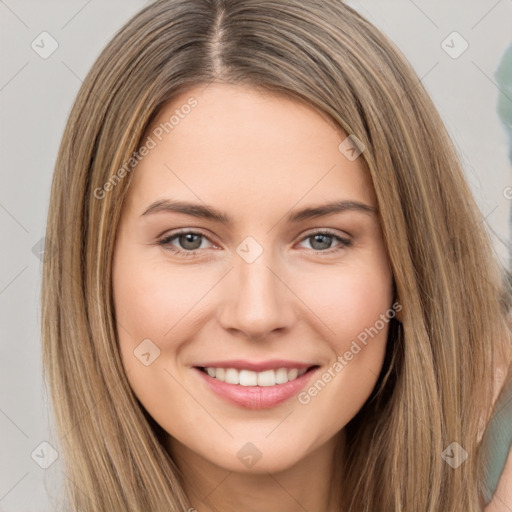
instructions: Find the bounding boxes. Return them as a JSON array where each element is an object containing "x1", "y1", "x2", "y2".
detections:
[{"x1": 194, "y1": 359, "x2": 317, "y2": 372}]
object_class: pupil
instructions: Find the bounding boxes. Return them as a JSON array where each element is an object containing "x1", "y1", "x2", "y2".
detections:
[
  {"x1": 182, "y1": 233, "x2": 201, "y2": 250},
  {"x1": 178, "y1": 233, "x2": 333, "y2": 251},
  {"x1": 312, "y1": 234, "x2": 331, "y2": 250}
]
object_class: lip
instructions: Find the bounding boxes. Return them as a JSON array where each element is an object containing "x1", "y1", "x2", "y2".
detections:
[
  {"x1": 193, "y1": 365, "x2": 320, "y2": 409},
  {"x1": 193, "y1": 359, "x2": 314, "y2": 372}
]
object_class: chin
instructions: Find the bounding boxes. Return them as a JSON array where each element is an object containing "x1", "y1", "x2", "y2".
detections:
[{"x1": 212, "y1": 451, "x2": 304, "y2": 475}]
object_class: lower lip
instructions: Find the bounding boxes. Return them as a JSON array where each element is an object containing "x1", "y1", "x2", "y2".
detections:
[{"x1": 194, "y1": 367, "x2": 319, "y2": 409}]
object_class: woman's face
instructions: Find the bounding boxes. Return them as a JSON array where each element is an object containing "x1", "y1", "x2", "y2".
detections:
[{"x1": 112, "y1": 83, "x2": 394, "y2": 474}]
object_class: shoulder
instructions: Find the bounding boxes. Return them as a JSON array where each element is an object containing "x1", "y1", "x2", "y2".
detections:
[
  {"x1": 483, "y1": 358, "x2": 512, "y2": 511},
  {"x1": 484, "y1": 445, "x2": 512, "y2": 511}
]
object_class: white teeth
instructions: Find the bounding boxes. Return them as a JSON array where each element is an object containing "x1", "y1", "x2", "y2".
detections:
[
  {"x1": 203, "y1": 366, "x2": 310, "y2": 386},
  {"x1": 225, "y1": 368, "x2": 239, "y2": 384},
  {"x1": 275, "y1": 368, "x2": 289, "y2": 384},
  {"x1": 287, "y1": 369, "x2": 298, "y2": 381},
  {"x1": 257, "y1": 370, "x2": 275, "y2": 387},
  {"x1": 239, "y1": 369, "x2": 258, "y2": 386}
]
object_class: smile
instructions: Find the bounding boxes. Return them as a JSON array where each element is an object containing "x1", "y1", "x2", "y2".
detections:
[
  {"x1": 200, "y1": 367, "x2": 309, "y2": 386},
  {"x1": 193, "y1": 363, "x2": 320, "y2": 409}
]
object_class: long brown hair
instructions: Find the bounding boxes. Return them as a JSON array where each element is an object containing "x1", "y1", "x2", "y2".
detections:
[{"x1": 41, "y1": 0, "x2": 512, "y2": 510}]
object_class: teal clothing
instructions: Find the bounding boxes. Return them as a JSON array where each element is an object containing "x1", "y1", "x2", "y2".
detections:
[
  {"x1": 482, "y1": 42, "x2": 512, "y2": 505},
  {"x1": 481, "y1": 372, "x2": 512, "y2": 505},
  {"x1": 496, "y1": 43, "x2": 512, "y2": 164},
  {"x1": 496, "y1": 43, "x2": 512, "y2": 271}
]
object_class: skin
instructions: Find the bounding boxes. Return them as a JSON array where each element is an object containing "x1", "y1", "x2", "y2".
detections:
[{"x1": 112, "y1": 82, "x2": 396, "y2": 512}]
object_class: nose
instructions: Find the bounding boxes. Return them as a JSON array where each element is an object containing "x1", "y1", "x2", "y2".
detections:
[{"x1": 217, "y1": 248, "x2": 296, "y2": 341}]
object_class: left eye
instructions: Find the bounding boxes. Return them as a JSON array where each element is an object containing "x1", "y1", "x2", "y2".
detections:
[
  {"x1": 158, "y1": 229, "x2": 351, "y2": 257},
  {"x1": 159, "y1": 231, "x2": 212, "y2": 253},
  {"x1": 297, "y1": 231, "x2": 351, "y2": 252}
]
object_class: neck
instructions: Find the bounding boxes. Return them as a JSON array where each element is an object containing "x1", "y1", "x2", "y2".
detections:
[{"x1": 166, "y1": 430, "x2": 345, "y2": 512}]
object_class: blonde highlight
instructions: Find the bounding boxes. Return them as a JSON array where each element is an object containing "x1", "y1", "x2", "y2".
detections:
[{"x1": 42, "y1": 1, "x2": 512, "y2": 510}]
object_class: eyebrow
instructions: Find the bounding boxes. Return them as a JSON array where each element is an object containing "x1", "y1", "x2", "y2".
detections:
[{"x1": 141, "y1": 199, "x2": 377, "y2": 224}]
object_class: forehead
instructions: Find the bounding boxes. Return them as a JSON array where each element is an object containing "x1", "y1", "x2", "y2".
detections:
[{"x1": 124, "y1": 83, "x2": 376, "y2": 217}]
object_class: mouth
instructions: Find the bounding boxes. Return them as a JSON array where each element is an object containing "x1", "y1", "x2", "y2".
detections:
[
  {"x1": 195, "y1": 365, "x2": 319, "y2": 386},
  {"x1": 193, "y1": 364, "x2": 320, "y2": 409}
]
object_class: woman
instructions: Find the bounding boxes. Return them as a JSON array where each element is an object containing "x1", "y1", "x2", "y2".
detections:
[{"x1": 41, "y1": 0, "x2": 512, "y2": 510}]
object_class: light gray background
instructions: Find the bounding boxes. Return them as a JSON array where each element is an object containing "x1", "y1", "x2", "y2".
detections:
[{"x1": 1, "y1": 1, "x2": 511, "y2": 510}]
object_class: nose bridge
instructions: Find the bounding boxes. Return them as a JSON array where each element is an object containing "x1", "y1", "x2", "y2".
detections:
[{"x1": 218, "y1": 236, "x2": 294, "y2": 338}]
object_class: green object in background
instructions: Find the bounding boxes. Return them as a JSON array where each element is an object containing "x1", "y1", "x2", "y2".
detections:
[
  {"x1": 480, "y1": 372, "x2": 512, "y2": 505},
  {"x1": 480, "y1": 43, "x2": 512, "y2": 506},
  {"x1": 496, "y1": 42, "x2": 512, "y2": 163},
  {"x1": 497, "y1": 44, "x2": 512, "y2": 272}
]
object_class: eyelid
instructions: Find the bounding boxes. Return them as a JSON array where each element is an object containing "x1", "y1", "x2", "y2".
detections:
[
  {"x1": 157, "y1": 228, "x2": 218, "y2": 248},
  {"x1": 158, "y1": 227, "x2": 352, "y2": 253},
  {"x1": 301, "y1": 227, "x2": 351, "y2": 240},
  {"x1": 157, "y1": 228, "x2": 352, "y2": 259},
  {"x1": 296, "y1": 228, "x2": 352, "y2": 253}
]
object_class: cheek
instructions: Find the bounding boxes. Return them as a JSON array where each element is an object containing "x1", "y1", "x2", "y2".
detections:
[
  {"x1": 112, "y1": 247, "x2": 184, "y2": 388},
  {"x1": 113, "y1": 234, "x2": 394, "y2": 433},
  {"x1": 112, "y1": 249, "x2": 205, "y2": 428},
  {"x1": 300, "y1": 259, "x2": 393, "y2": 349},
  {"x1": 292, "y1": 260, "x2": 393, "y2": 425},
  {"x1": 112, "y1": 244, "x2": 235, "y2": 420},
  {"x1": 113, "y1": 250, "x2": 208, "y2": 351}
]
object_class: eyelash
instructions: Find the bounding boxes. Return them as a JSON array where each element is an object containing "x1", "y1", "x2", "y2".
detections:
[{"x1": 157, "y1": 229, "x2": 352, "y2": 258}]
